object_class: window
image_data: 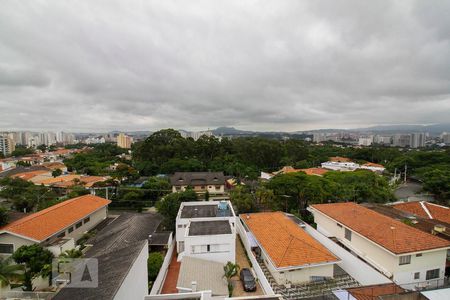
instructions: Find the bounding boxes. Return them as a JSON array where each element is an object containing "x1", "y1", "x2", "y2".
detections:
[
  {"x1": 215, "y1": 185, "x2": 221, "y2": 190},
  {"x1": 426, "y1": 269, "x2": 440, "y2": 280},
  {"x1": 177, "y1": 224, "x2": 183, "y2": 228},
  {"x1": 75, "y1": 221, "x2": 82, "y2": 229},
  {"x1": 416, "y1": 253, "x2": 422, "y2": 257},
  {"x1": 414, "y1": 272, "x2": 420, "y2": 280},
  {"x1": 345, "y1": 228, "x2": 352, "y2": 241},
  {"x1": 68, "y1": 227, "x2": 74, "y2": 233},
  {"x1": 57, "y1": 232, "x2": 65, "y2": 238},
  {"x1": 179, "y1": 241, "x2": 185, "y2": 252},
  {"x1": 84, "y1": 217, "x2": 90, "y2": 223},
  {"x1": 0, "y1": 243, "x2": 13, "y2": 254},
  {"x1": 337, "y1": 223, "x2": 342, "y2": 228},
  {"x1": 207, "y1": 244, "x2": 210, "y2": 252},
  {"x1": 399, "y1": 255, "x2": 411, "y2": 265}
]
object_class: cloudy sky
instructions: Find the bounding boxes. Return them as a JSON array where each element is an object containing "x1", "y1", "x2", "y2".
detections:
[{"x1": 0, "y1": 0, "x2": 449, "y2": 132}]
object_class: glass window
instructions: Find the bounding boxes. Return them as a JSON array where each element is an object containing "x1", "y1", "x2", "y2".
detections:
[
  {"x1": 399, "y1": 255, "x2": 411, "y2": 265},
  {"x1": 84, "y1": 217, "x2": 90, "y2": 223},
  {"x1": 57, "y1": 232, "x2": 65, "y2": 238},
  {"x1": 345, "y1": 228, "x2": 352, "y2": 241},
  {"x1": 426, "y1": 269, "x2": 440, "y2": 280},
  {"x1": 416, "y1": 253, "x2": 422, "y2": 257},
  {"x1": 68, "y1": 227, "x2": 74, "y2": 233},
  {"x1": 207, "y1": 244, "x2": 210, "y2": 252},
  {"x1": 414, "y1": 272, "x2": 420, "y2": 280},
  {"x1": 0, "y1": 244, "x2": 13, "y2": 254},
  {"x1": 75, "y1": 221, "x2": 82, "y2": 229}
]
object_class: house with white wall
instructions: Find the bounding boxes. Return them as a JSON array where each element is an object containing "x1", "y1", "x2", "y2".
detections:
[
  {"x1": 240, "y1": 212, "x2": 340, "y2": 285},
  {"x1": 182, "y1": 219, "x2": 235, "y2": 264},
  {"x1": 321, "y1": 157, "x2": 360, "y2": 172},
  {"x1": 170, "y1": 172, "x2": 225, "y2": 194},
  {"x1": 309, "y1": 202, "x2": 450, "y2": 289},
  {"x1": 0, "y1": 194, "x2": 110, "y2": 256},
  {"x1": 176, "y1": 201, "x2": 236, "y2": 255}
]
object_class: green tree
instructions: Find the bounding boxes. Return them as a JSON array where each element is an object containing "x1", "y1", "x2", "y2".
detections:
[
  {"x1": 51, "y1": 169, "x2": 62, "y2": 178},
  {"x1": 421, "y1": 169, "x2": 450, "y2": 201},
  {"x1": 12, "y1": 245, "x2": 54, "y2": 291},
  {"x1": 0, "y1": 207, "x2": 9, "y2": 226},
  {"x1": 148, "y1": 252, "x2": 164, "y2": 287},
  {"x1": 11, "y1": 145, "x2": 35, "y2": 157},
  {"x1": 230, "y1": 185, "x2": 253, "y2": 213},
  {"x1": 37, "y1": 144, "x2": 47, "y2": 152},
  {"x1": 0, "y1": 257, "x2": 24, "y2": 288},
  {"x1": 223, "y1": 261, "x2": 240, "y2": 297},
  {"x1": 156, "y1": 190, "x2": 197, "y2": 229},
  {"x1": 142, "y1": 176, "x2": 172, "y2": 201}
]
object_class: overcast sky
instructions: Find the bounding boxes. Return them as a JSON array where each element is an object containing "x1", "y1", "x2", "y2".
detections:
[{"x1": 0, "y1": 0, "x2": 449, "y2": 132}]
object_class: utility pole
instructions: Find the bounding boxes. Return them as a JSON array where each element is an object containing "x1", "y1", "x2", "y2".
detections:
[
  {"x1": 105, "y1": 187, "x2": 109, "y2": 200},
  {"x1": 404, "y1": 164, "x2": 407, "y2": 183}
]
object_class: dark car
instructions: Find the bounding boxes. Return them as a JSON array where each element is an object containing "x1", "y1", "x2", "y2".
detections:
[{"x1": 240, "y1": 268, "x2": 256, "y2": 292}]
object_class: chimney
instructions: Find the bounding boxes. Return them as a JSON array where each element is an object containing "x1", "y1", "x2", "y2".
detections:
[{"x1": 191, "y1": 281, "x2": 197, "y2": 292}]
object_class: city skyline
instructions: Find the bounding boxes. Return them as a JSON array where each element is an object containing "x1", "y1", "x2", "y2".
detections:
[{"x1": 1, "y1": 1, "x2": 450, "y2": 132}]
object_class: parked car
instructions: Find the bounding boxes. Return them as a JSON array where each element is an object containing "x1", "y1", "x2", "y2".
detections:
[{"x1": 240, "y1": 268, "x2": 256, "y2": 292}]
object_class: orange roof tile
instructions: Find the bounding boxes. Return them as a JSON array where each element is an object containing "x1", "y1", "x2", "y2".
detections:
[
  {"x1": 11, "y1": 170, "x2": 50, "y2": 181},
  {"x1": 0, "y1": 195, "x2": 111, "y2": 241},
  {"x1": 393, "y1": 201, "x2": 450, "y2": 224},
  {"x1": 37, "y1": 174, "x2": 81, "y2": 185},
  {"x1": 329, "y1": 156, "x2": 351, "y2": 162},
  {"x1": 311, "y1": 202, "x2": 450, "y2": 254},
  {"x1": 299, "y1": 168, "x2": 329, "y2": 176},
  {"x1": 241, "y1": 212, "x2": 338, "y2": 268},
  {"x1": 347, "y1": 283, "x2": 405, "y2": 300},
  {"x1": 363, "y1": 162, "x2": 385, "y2": 168}
]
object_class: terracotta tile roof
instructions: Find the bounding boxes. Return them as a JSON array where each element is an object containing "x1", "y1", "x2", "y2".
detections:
[
  {"x1": 363, "y1": 162, "x2": 385, "y2": 168},
  {"x1": 241, "y1": 212, "x2": 339, "y2": 268},
  {"x1": 41, "y1": 162, "x2": 66, "y2": 170},
  {"x1": 393, "y1": 201, "x2": 450, "y2": 224},
  {"x1": 311, "y1": 202, "x2": 450, "y2": 254},
  {"x1": 299, "y1": 168, "x2": 329, "y2": 176},
  {"x1": 329, "y1": 156, "x2": 351, "y2": 162},
  {"x1": 0, "y1": 195, "x2": 111, "y2": 241},
  {"x1": 11, "y1": 170, "x2": 50, "y2": 181},
  {"x1": 347, "y1": 283, "x2": 405, "y2": 300}
]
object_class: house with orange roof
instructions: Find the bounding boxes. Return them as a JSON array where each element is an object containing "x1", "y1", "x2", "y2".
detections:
[
  {"x1": 240, "y1": 211, "x2": 340, "y2": 284},
  {"x1": 0, "y1": 194, "x2": 111, "y2": 256},
  {"x1": 393, "y1": 201, "x2": 450, "y2": 225},
  {"x1": 309, "y1": 202, "x2": 450, "y2": 288}
]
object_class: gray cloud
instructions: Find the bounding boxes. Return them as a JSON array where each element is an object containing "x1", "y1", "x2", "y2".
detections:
[{"x1": 0, "y1": 0, "x2": 449, "y2": 132}]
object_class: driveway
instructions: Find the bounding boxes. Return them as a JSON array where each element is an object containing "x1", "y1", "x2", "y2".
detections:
[{"x1": 232, "y1": 237, "x2": 263, "y2": 297}]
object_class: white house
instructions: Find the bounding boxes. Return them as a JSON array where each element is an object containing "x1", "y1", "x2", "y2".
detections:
[
  {"x1": 0, "y1": 194, "x2": 111, "y2": 256},
  {"x1": 240, "y1": 212, "x2": 340, "y2": 285},
  {"x1": 170, "y1": 172, "x2": 226, "y2": 194},
  {"x1": 321, "y1": 157, "x2": 360, "y2": 172},
  {"x1": 182, "y1": 219, "x2": 235, "y2": 264},
  {"x1": 176, "y1": 201, "x2": 236, "y2": 263},
  {"x1": 309, "y1": 202, "x2": 450, "y2": 289}
]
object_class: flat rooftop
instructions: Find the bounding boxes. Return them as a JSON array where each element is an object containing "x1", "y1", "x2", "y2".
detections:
[
  {"x1": 180, "y1": 203, "x2": 232, "y2": 218},
  {"x1": 188, "y1": 220, "x2": 232, "y2": 236}
]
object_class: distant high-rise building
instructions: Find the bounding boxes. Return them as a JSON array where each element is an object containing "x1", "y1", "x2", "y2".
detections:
[
  {"x1": 410, "y1": 132, "x2": 426, "y2": 148},
  {"x1": 358, "y1": 136, "x2": 373, "y2": 146},
  {"x1": 0, "y1": 136, "x2": 15, "y2": 156},
  {"x1": 117, "y1": 133, "x2": 133, "y2": 148},
  {"x1": 441, "y1": 132, "x2": 450, "y2": 144},
  {"x1": 313, "y1": 133, "x2": 327, "y2": 143},
  {"x1": 373, "y1": 135, "x2": 392, "y2": 145},
  {"x1": 392, "y1": 134, "x2": 411, "y2": 148}
]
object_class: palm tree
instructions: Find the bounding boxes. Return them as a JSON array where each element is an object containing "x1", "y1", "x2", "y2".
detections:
[
  {"x1": 0, "y1": 257, "x2": 24, "y2": 288},
  {"x1": 59, "y1": 249, "x2": 83, "y2": 258},
  {"x1": 223, "y1": 261, "x2": 240, "y2": 297}
]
